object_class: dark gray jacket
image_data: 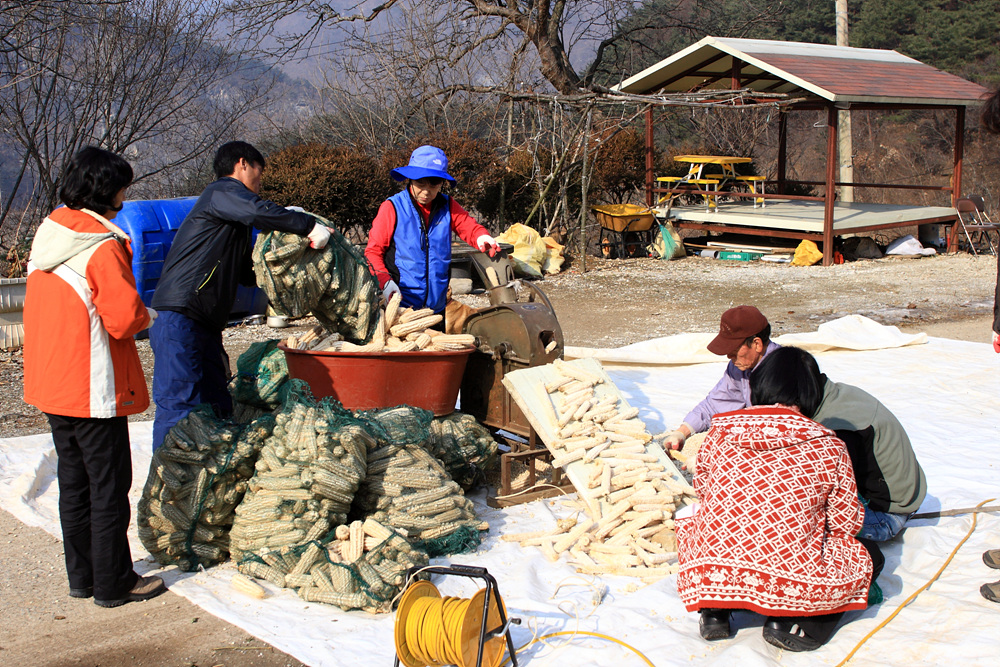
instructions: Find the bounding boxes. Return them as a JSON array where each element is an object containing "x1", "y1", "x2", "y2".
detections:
[
  {"x1": 813, "y1": 377, "x2": 926, "y2": 515},
  {"x1": 152, "y1": 177, "x2": 312, "y2": 330}
]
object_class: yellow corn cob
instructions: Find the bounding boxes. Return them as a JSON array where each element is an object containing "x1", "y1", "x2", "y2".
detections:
[
  {"x1": 397, "y1": 307, "x2": 434, "y2": 323},
  {"x1": 231, "y1": 573, "x2": 268, "y2": 599},
  {"x1": 384, "y1": 291, "x2": 402, "y2": 328},
  {"x1": 389, "y1": 314, "x2": 443, "y2": 338}
]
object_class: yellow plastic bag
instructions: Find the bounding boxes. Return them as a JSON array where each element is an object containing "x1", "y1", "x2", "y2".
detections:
[
  {"x1": 647, "y1": 221, "x2": 685, "y2": 260},
  {"x1": 496, "y1": 223, "x2": 547, "y2": 278},
  {"x1": 541, "y1": 236, "x2": 565, "y2": 274},
  {"x1": 791, "y1": 240, "x2": 823, "y2": 266}
]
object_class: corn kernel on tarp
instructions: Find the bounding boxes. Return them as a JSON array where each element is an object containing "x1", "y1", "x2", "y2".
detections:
[{"x1": 1, "y1": 331, "x2": 999, "y2": 667}]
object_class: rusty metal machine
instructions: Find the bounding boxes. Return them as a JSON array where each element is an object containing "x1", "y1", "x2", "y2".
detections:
[{"x1": 456, "y1": 247, "x2": 573, "y2": 508}]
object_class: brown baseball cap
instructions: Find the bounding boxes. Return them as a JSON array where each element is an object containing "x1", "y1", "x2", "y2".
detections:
[{"x1": 707, "y1": 305, "x2": 769, "y2": 356}]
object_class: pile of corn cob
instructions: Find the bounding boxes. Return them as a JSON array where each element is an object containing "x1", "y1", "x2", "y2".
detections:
[
  {"x1": 352, "y1": 412, "x2": 488, "y2": 555},
  {"x1": 229, "y1": 391, "x2": 369, "y2": 562},
  {"x1": 293, "y1": 292, "x2": 475, "y2": 353},
  {"x1": 503, "y1": 359, "x2": 697, "y2": 583},
  {"x1": 253, "y1": 217, "x2": 379, "y2": 343},
  {"x1": 426, "y1": 412, "x2": 499, "y2": 490},
  {"x1": 235, "y1": 517, "x2": 427, "y2": 613},
  {"x1": 138, "y1": 408, "x2": 274, "y2": 571}
]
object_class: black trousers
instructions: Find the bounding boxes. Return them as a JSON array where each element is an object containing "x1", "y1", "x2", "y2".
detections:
[
  {"x1": 47, "y1": 413, "x2": 138, "y2": 600},
  {"x1": 768, "y1": 537, "x2": 886, "y2": 646}
]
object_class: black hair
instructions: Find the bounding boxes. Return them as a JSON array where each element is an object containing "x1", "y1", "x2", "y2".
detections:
[
  {"x1": 749, "y1": 346, "x2": 825, "y2": 418},
  {"x1": 58, "y1": 146, "x2": 133, "y2": 214},
  {"x1": 213, "y1": 141, "x2": 265, "y2": 179},
  {"x1": 743, "y1": 323, "x2": 772, "y2": 348},
  {"x1": 982, "y1": 88, "x2": 1000, "y2": 135}
]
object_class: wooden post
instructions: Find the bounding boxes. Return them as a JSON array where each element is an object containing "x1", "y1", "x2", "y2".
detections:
[
  {"x1": 580, "y1": 107, "x2": 593, "y2": 273},
  {"x1": 645, "y1": 107, "x2": 654, "y2": 207},
  {"x1": 777, "y1": 111, "x2": 788, "y2": 194},
  {"x1": 823, "y1": 106, "x2": 838, "y2": 266},
  {"x1": 948, "y1": 106, "x2": 966, "y2": 252},
  {"x1": 953, "y1": 106, "x2": 965, "y2": 205}
]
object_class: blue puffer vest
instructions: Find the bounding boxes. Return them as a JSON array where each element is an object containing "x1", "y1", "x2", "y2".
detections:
[{"x1": 389, "y1": 190, "x2": 452, "y2": 313}]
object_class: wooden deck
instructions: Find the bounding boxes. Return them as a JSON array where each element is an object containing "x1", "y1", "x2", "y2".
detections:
[{"x1": 656, "y1": 199, "x2": 958, "y2": 243}]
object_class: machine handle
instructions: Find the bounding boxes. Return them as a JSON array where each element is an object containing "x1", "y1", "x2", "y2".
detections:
[{"x1": 522, "y1": 281, "x2": 556, "y2": 313}]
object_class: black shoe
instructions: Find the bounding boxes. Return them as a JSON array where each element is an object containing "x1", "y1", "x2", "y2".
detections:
[
  {"x1": 982, "y1": 580, "x2": 1000, "y2": 603},
  {"x1": 983, "y1": 549, "x2": 1000, "y2": 569},
  {"x1": 69, "y1": 586, "x2": 93, "y2": 599},
  {"x1": 699, "y1": 609, "x2": 731, "y2": 641},
  {"x1": 762, "y1": 619, "x2": 822, "y2": 652},
  {"x1": 94, "y1": 575, "x2": 166, "y2": 608}
]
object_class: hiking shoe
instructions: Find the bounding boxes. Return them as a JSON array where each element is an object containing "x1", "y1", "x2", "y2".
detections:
[
  {"x1": 982, "y1": 580, "x2": 1000, "y2": 603},
  {"x1": 94, "y1": 575, "x2": 166, "y2": 608},
  {"x1": 762, "y1": 619, "x2": 822, "y2": 652},
  {"x1": 69, "y1": 586, "x2": 93, "y2": 598},
  {"x1": 699, "y1": 609, "x2": 731, "y2": 641},
  {"x1": 983, "y1": 549, "x2": 1000, "y2": 569}
]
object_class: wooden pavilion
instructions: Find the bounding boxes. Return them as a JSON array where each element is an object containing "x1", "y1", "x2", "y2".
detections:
[{"x1": 613, "y1": 37, "x2": 990, "y2": 265}]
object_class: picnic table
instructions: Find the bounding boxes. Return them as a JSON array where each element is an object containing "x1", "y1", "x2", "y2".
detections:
[{"x1": 658, "y1": 155, "x2": 765, "y2": 209}]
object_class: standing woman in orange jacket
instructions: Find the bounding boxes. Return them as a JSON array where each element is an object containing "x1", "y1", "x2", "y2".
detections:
[{"x1": 23, "y1": 146, "x2": 166, "y2": 608}]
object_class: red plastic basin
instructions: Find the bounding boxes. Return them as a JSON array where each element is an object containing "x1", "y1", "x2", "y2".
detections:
[{"x1": 279, "y1": 343, "x2": 473, "y2": 416}]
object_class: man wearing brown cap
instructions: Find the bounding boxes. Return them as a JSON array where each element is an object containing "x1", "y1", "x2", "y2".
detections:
[{"x1": 664, "y1": 305, "x2": 780, "y2": 450}]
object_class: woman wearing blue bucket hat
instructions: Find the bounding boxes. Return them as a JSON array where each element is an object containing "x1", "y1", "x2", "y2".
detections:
[{"x1": 365, "y1": 145, "x2": 500, "y2": 314}]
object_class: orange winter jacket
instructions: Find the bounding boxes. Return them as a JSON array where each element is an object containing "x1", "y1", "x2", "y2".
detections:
[{"x1": 23, "y1": 207, "x2": 151, "y2": 418}]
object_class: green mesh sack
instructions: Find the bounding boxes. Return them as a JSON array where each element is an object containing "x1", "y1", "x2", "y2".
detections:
[
  {"x1": 427, "y1": 412, "x2": 499, "y2": 490},
  {"x1": 252, "y1": 213, "x2": 379, "y2": 343},
  {"x1": 230, "y1": 381, "x2": 372, "y2": 562},
  {"x1": 138, "y1": 406, "x2": 274, "y2": 571},
  {"x1": 229, "y1": 339, "x2": 291, "y2": 413},
  {"x1": 237, "y1": 517, "x2": 427, "y2": 613}
]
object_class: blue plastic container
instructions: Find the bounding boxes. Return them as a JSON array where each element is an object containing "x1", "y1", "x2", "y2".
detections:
[{"x1": 115, "y1": 198, "x2": 267, "y2": 321}]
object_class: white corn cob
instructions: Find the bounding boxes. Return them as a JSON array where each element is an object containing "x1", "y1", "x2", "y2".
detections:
[{"x1": 231, "y1": 573, "x2": 268, "y2": 599}]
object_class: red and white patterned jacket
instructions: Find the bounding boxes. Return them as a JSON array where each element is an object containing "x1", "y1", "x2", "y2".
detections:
[{"x1": 677, "y1": 405, "x2": 873, "y2": 616}]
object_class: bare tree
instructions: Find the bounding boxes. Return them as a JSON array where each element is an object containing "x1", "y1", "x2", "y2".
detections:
[{"x1": 0, "y1": 0, "x2": 276, "y2": 231}]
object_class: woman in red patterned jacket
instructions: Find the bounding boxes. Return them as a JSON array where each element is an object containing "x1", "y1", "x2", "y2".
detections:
[
  {"x1": 23, "y1": 146, "x2": 166, "y2": 608},
  {"x1": 677, "y1": 346, "x2": 882, "y2": 651}
]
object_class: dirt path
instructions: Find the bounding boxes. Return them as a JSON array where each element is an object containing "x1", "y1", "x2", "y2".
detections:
[{"x1": 0, "y1": 251, "x2": 995, "y2": 666}]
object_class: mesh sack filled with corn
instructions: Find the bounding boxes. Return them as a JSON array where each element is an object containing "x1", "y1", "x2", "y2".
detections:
[
  {"x1": 229, "y1": 339, "x2": 291, "y2": 417},
  {"x1": 235, "y1": 517, "x2": 427, "y2": 613},
  {"x1": 137, "y1": 406, "x2": 275, "y2": 571},
  {"x1": 350, "y1": 406, "x2": 488, "y2": 557},
  {"x1": 426, "y1": 412, "x2": 499, "y2": 490},
  {"x1": 229, "y1": 381, "x2": 370, "y2": 562},
  {"x1": 252, "y1": 213, "x2": 379, "y2": 344}
]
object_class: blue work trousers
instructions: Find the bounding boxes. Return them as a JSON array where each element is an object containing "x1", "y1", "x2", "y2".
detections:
[
  {"x1": 859, "y1": 506, "x2": 910, "y2": 542},
  {"x1": 150, "y1": 310, "x2": 232, "y2": 449}
]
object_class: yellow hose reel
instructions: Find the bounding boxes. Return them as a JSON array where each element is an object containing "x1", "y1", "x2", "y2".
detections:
[{"x1": 393, "y1": 565, "x2": 519, "y2": 667}]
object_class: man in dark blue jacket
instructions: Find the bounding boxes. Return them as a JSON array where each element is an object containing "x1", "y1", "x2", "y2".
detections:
[{"x1": 149, "y1": 141, "x2": 330, "y2": 449}]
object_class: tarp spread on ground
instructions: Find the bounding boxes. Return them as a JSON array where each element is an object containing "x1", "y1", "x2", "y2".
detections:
[
  {"x1": 1, "y1": 323, "x2": 998, "y2": 667},
  {"x1": 565, "y1": 314, "x2": 928, "y2": 366}
]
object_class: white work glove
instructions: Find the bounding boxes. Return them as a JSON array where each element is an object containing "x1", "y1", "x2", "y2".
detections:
[
  {"x1": 382, "y1": 280, "x2": 401, "y2": 303},
  {"x1": 145, "y1": 307, "x2": 158, "y2": 330},
  {"x1": 476, "y1": 234, "x2": 501, "y2": 257},
  {"x1": 307, "y1": 222, "x2": 331, "y2": 249},
  {"x1": 285, "y1": 205, "x2": 306, "y2": 213},
  {"x1": 663, "y1": 428, "x2": 688, "y2": 451}
]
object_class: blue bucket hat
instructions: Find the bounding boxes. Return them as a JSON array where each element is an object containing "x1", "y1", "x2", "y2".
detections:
[{"x1": 391, "y1": 145, "x2": 455, "y2": 182}]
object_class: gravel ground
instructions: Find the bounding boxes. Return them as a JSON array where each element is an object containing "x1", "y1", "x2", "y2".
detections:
[{"x1": 0, "y1": 250, "x2": 996, "y2": 665}]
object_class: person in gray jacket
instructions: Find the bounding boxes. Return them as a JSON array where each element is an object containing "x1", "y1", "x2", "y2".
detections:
[{"x1": 812, "y1": 373, "x2": 926, "y2": 542}]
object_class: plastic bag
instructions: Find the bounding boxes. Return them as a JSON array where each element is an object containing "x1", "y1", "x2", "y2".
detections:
[
  {"x1": 791, "y1": 240, "x2": 823, "y2": 266},
  {"x1": 647, "y1": 222, "x2": 685, "y2": 260},
  {"x1": 496, "y1": 223, "x2": 547, "y2": 278}
]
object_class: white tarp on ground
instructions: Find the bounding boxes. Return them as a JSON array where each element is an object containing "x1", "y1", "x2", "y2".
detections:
[{"x1": 2, "y1": 319, "x2": 998, "y2": 667}]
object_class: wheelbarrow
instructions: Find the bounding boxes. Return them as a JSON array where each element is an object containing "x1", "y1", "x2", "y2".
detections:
[{"x1": 592, "y1": 204, "x2": 656, "y2": 259}]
